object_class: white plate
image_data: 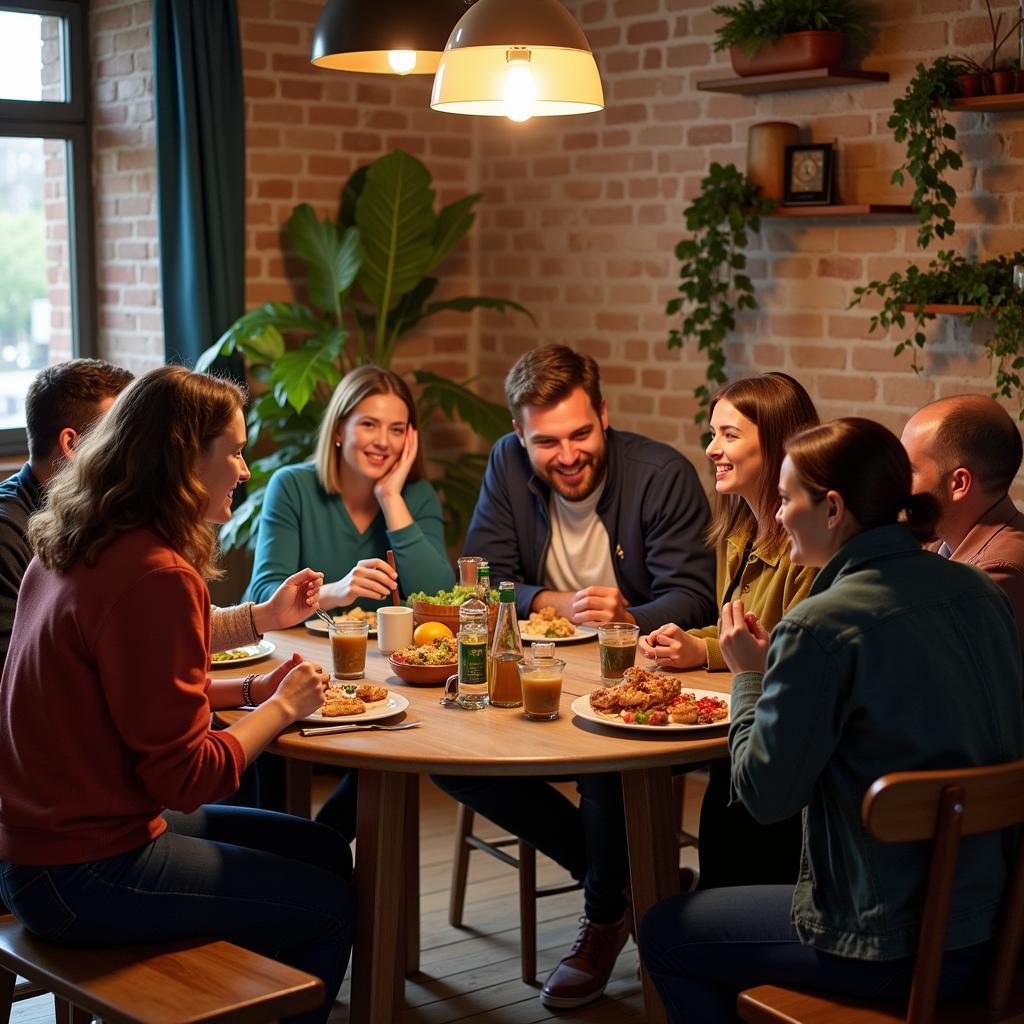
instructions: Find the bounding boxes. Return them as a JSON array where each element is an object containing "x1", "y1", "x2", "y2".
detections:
[
  {"x1": 209, "y1": 640, "x2": 276, "y2": 668},
  {"x1": 239, "y1": 691, "x2": 409, "y2": 725},
  {"x1": 304, "y1": 614, "x2": 377, "y2": 638},
  {"x1": 520, "y1": 624, "x2": 599, "y2": 646},
  {"x1": 571, "y1": 689, "x2": 730, "y2": 732}
]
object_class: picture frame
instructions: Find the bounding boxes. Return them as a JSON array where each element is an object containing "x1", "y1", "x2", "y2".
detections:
[{"x1": 783, "y1": 143, "x2": 834, "y2": 205}]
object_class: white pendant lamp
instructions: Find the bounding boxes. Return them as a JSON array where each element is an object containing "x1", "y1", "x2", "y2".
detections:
[
  {"x1": 430, "y1": 0, "x2": 604, "y2": 121},
  {"x1": 310, "y1": 0, "x2": 469, "y2": 75}
]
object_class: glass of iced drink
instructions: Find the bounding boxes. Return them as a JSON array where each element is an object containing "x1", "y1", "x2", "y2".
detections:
[
  {"x1": 597, "y1": 622, "x2": 639, "y2": 681},
  {"x1": 517, "y1": 655, "x2": 565, "y2": 720},
  {"x1": 329, "y1": 621, "x2": 369, "y2": 680}
]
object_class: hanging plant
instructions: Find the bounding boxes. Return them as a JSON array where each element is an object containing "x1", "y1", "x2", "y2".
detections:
[
  {"x1": 851, "y1": 250, "x2": 1024, "y2": 415},
  {"x1": 666, "y1": 162, "x2": 776, "y2": 426},
  {"x1": 888, "y1": 56, "x2": 964, "y2": 249}
]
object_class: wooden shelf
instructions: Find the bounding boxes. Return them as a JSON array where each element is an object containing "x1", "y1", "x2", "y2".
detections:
[
  {"x1": 900, "y1": 304, "x2": 984, "y2": 314},
  {"x1": 697, "y1": 67, "x2": 889, "y2": 95},
  {"x1": 766, "y1": 204, "x2": 914, "y2": 217},
  {"x1": 950, "y1": 93, "x2": 1024, "y2": 113}
]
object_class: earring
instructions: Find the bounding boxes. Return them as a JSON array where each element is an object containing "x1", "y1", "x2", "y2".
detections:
[{"x1": 335, "y1": 441, "x2": 341, "y2": 449}]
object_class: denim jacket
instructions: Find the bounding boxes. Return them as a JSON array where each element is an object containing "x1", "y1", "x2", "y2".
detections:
[{"x1": 730, "y1": 524, "x2": 1024, "y2": 960}]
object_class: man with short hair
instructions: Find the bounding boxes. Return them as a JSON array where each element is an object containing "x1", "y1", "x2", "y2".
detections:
[
  {"x1": 901, "y1": 394, "x2": 1024, "y2": 649},
  {"x1": 0, "y1": 359, "x2": 134, "y2": 669},
  {"x1": 437, "y1": 345, "x2": 716, "y2": 1010}
]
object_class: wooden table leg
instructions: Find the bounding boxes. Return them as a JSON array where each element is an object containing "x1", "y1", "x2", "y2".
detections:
[
  {"x1": 350, "y1": 769, "x2": 413, "y2": 1024},
  {"x1": 622, "y1": 766, "x2": 678, "y2": 1024},
  {"x1": 284, "y1": 758, "x2": 312, "y2": 818},
  {"x1": 403, "y1": 778, "x2": 420, "y2": 975}
]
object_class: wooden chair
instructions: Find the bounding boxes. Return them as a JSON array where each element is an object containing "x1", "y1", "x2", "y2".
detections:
[
  {"x1": 449, "y1": 772, "x2": 698, "y2": 983},
  {"x1": 0, "y1": 915, "x2": 324, "y2": 1024},
  {"x1": 737, "y1": 759, "x2": 1024, "y2": 1024}
]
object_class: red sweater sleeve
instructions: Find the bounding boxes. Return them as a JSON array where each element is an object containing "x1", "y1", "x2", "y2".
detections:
[{"x1": 95, "y1": 565, "x2": 244, "y2": 811}]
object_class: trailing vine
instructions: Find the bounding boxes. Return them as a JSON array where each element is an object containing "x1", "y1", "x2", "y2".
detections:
[{"x1": 666, "y1": 162, "x2": 776, "y2": 424}]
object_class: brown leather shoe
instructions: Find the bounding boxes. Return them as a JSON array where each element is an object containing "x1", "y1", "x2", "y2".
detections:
[{"x1": 539, "y1": 915, "x2": 631, "y2": 1009}]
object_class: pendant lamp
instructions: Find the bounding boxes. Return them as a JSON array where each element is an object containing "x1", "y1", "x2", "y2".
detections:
[
  {"x1": 430, "y1": 0, "x2": 604, "y2": 121},
  {"x1": 310, "y1": 0, "x2": 469, "y2": 75}
]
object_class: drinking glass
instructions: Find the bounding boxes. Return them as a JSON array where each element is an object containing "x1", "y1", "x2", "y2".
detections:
[
  {"x1": 597, "y1": 622, "x2": 639, "y2": 681},
  {"x1": 329, "y1": 621, "x2": 369, "y2": 679},
  {"x1": 517, "y1": 656, "x2": 565, "y2": 720},
  {"x1": 377, "y1": 606, "x2": 413, "y2": 655}
]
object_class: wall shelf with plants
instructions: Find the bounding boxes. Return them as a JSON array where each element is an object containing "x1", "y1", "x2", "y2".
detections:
[
  {"x1": 697, "y1": 67, "x2": 888, "y2": 95},
  {"x1": 949, "y1": 93, "x2": 1024, "y2": 113},
  {"x1": 764, "y1": 204, "x2": 914, "y2": 217}
]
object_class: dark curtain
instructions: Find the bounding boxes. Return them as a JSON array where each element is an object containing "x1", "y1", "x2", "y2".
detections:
[{"x1": 153, "y1": 0, "x2": 246, "y2": 373}]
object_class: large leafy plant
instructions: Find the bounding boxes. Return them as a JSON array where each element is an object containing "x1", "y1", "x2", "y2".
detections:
[
  {"x1": 712, "y1": 0, "x2": 871, "y2": 58},
  {"x1": 198, "y1": 149, "x2": 532, "y2": 550},
  {"x1": 851, "y1": 251, "x2": 1024, "y2": 415},
  {"x1": 666, "y1": 162, "x2": 776, "y2": 429}
]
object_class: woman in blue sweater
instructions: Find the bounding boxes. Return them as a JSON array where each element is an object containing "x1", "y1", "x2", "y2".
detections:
[
  {"x1": 245, "y1": 365, "x2": 454, "y2": 608},
  {"x1": 244, "y1": 366, "x2": 454, "y2": 834}
]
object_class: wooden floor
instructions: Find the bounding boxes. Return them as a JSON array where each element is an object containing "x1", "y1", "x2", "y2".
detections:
[{"x1": 10, "y1": 770, "x2": 706, "y2": 1024}]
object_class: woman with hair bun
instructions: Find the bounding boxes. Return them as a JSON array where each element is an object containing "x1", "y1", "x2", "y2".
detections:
[{"x1": 639, "y1": 418, "x2": 1024, "y2": 1023}]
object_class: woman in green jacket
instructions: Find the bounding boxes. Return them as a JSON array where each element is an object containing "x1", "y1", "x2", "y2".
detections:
[
  {"x1": 638, "y1": 371, "x2": 819, "y2": 889},
  {"x1": 639, "y1": 418, "x2": 1024, "y2": 1022}
]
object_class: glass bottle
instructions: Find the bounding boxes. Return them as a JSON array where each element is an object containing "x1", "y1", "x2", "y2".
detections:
[
  {"x1": 457, "y1": 567, "x2": 489, "y2": 710},
  {"x1": 488, "y1": 581, "x2": 524, "y2": 708}
]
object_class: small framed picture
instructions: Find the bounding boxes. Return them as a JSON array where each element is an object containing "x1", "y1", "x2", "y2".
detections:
[{"x1": 783, "y1": 143, "x2": 834, "y2": 205}]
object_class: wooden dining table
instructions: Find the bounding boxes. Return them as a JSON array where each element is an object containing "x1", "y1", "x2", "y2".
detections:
[{"x1": 216, "y1": 624, "x2": 732, "y2": 1024}]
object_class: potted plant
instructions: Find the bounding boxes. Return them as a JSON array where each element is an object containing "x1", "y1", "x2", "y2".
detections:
[
  {"x1": 197, "y1": 149, "x2": 533, "y2": 550},
  {"x1": 666, "y1": 162, "x2": 776, "y2": 430},
  {"x1": 711, "y1": 0, "x2": 872, "y2": 77},
  {"x1": 984, "y1": 0, "x2": 1023, "y2": 92},
  {"x1": 850, "y1": 250, "x2": 1024, "y2": 415}
]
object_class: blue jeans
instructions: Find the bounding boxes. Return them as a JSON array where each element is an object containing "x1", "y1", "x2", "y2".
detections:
[
  {"x1": 430, "y1": 772, "x2": 627, "y2": 923},
  {"x1": 638, "y1": 885, "x2": 989, "y2": 1023},
  {"x1": 0, "y1": 805, "x2": 354, "y2": 1024}
]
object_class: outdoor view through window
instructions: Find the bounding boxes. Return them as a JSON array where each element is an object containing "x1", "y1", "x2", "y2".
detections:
[{"x1": 0, "y1": 10, "x2": 71, "y2": 432}]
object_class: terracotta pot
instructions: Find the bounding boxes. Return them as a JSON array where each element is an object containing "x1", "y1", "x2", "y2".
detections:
[
  {"x1": 991, "y1": 70, "x2": 1015, "y2": 95},
  {"x1": 729, "y1": 31, "x2": 845, "y2": 78},
  {"x1": 1016, "y1": 69, "x2": 1024, "y2": 93},
  {"x1": 746, "y1": 121, "x2": 800, "y2": 202},
  {"x1": 956, "y1": 73, "x2": 983, "y2": 98}
]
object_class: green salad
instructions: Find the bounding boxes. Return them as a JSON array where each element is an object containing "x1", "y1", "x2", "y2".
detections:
[{"x1": 407, "y1": 585, "x2": 500, "y2": 605}]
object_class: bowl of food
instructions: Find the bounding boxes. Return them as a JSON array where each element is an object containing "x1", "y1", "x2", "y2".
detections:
[
  {"x1": 388, "y1": 636, "x2": 458, "y2": 685},
  {"x1": 407, "y1": 585, "x2": 499, "y2": 635}
]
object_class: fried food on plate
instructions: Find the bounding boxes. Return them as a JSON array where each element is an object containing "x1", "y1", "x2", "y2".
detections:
[
  {"x1": 589, "y1": 666, "x2": 681, "y2": 713},
  {"x1": 321, "y1": 696, "x2": 366, "y2": 718},
  {"x1": 522, "y1": 606, "x2": 576, "y2": 638},
  {"x1": 355, "y1": 684, "x2": 388, "y2": 703}
]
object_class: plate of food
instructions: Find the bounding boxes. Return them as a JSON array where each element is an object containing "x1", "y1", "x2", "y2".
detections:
[
  {"x1": 571, "y1": 666, "x2": 729, "y2": 731},
  {"x1": 241, "y1": 683, "x2": 409, "y2": 724},
  {"x1": 388, "y1": 637, "x2": 458, "y2": 685},
  {"x1": 210, "y1": 640, "x2": 276, "y2": 668},
  {"x1": 305, "y1": 608, "x2": 378, "y2": 637},
  {"x1": 520, "y1": 608, "x2": 598, "y2": 645}
]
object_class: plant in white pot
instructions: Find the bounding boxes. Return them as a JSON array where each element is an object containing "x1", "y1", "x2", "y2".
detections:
[{"x1": 712, "y1": 0, "x2": 872, "y2": 77}]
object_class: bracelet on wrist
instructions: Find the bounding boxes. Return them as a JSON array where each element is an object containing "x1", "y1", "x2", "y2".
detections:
[
  {"x1": 248, "y1": 602, "x2": 263, "y2": 641},
  {"x1": 241, "y1": 673, "x2": 258, "y2": 707}
]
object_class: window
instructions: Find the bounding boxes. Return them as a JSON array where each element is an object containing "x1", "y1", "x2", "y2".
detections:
[{"x1": 0, "y1": 1, "x2": 94, "y2": 452}]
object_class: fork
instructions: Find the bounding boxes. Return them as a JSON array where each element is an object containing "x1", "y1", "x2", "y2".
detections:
[
  {"x1": 313, "y1": 607, "x2": 335, "y2": 629},
  {"x1": 300, "y1": 721, "x2": 422, "y2": 737}
]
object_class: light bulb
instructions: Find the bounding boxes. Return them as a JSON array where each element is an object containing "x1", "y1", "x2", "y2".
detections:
[
  {"x1": 503, "y1": 62, "x2": 537, "y2": 123},
  {"x1": 387, "y1": 50, "x2": 416, "y2": 75}
]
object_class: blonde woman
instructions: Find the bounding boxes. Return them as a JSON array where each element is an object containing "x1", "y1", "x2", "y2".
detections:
[
  {"x1": 0, "y1": 367, "x2": 352, "y2": 1024},
  {"x1": 245, "y1": 365, "x2": 454, "y2": 608}
]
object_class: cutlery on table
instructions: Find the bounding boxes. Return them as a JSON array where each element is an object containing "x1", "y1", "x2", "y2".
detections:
[{"x1": 300, "y1": 721, "x2": 422, "y2": 737}]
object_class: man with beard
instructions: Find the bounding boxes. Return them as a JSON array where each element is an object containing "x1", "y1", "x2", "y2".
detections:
[
  {"x1": 434, "y1": 345, "x2": 715, "y2": 1010},
  {"x1": 464, "y1": 344, "x2": 715, "y2": 631},
  {"x1": 901, "y1": 394, "x2": 1024, "y2": 650}
]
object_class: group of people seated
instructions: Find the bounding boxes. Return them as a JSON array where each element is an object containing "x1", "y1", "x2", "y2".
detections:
[{"x1": 0, "y1": 344, "x2": 1020, "y2": 1024}]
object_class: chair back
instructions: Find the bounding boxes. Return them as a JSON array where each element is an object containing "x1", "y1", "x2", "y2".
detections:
[{"x1": 862, "y1": 759, "x2": 1024, "y2": 1024}]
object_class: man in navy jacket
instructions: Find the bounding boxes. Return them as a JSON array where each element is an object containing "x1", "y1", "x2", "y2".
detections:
[{"x1": 439, "y1": 346, "x2": 716, "y2": 1010}]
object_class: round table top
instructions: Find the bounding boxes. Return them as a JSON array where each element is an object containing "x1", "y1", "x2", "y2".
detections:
[{"x1": 214, "y1": 624, "x2": 731, "y2": 776}]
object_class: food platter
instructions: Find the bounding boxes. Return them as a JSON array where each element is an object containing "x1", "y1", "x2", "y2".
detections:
[
  {"x1": 520, "y1": 624, "x2": 599, "y2": 646},
  {"x1": 209, "y1": 640, "x2": 276, "y2": 668},
  {"x1": 304, "y1": 613, "x2": 377, "y2": 638},
  {"x1": 240, "y1": 692, "x2": 409, "y2": 725},
  {"x1": 570, "y1": 689, "x2": 730, "y2": 732}
]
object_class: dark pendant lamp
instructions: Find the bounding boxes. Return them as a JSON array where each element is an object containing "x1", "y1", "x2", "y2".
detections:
[{"x1": 310, "y1": 0, "x2": 470, "y2": 75}]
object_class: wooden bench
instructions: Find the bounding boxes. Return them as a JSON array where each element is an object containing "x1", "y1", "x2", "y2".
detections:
[{"x1": 0, "y1": 915, "x2": 324, "y2": 1024}]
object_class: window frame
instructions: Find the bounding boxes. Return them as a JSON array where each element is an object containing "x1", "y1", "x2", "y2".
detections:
[{"x1": 0, "y1": 0, "x2": 96, "y2": 456}]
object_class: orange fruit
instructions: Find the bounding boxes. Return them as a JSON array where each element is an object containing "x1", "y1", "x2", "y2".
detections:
[{"x1": 413, "y1": 621, "x2": 454, "y2": 645}]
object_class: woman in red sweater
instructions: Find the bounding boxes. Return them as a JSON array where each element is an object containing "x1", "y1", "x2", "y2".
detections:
[{"x1": 0, "y1": 366, "x2": 352, "y2": 1024}]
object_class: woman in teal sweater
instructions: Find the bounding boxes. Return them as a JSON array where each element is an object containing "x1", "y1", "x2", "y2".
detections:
[
  {"x1": 244, "y1": 366, "x2": 454, "y2": 834},
  {"x1": 245, "y1": 365, "x2": 454, "y2": 608}
]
